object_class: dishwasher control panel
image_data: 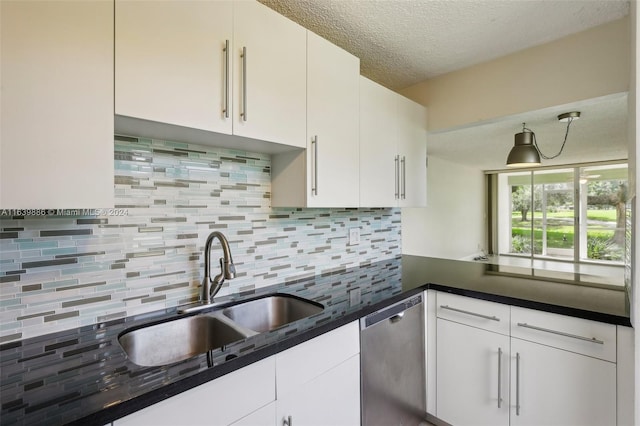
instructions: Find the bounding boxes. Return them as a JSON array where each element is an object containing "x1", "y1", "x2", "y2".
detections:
[{"x1": 361, "y1": 294, "x2": 423, "y2": 329}]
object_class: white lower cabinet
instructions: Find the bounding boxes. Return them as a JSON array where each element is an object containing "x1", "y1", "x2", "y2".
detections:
[
  {"x1": 114, "y1": 356, "x2": 276, "y2": 426},
  {"x1": 275, "y1": 321, "x2": 361, "y2": 426},
  {"x1": 276, "y1": 355, "x2": 360, "y2": 426},
  {"x1": 435, "y1": 293, "x2": 510, "y2": 426},
  {"x1": 436, "y1": 318, "x2": 510, "y2": 426},
  {"x1": 114, "y1": 322, "x2": 360, "y2": 426},
  {"x1": 230, "y1": 402, "x2": 276, "y2": 426},
  {"x1": 434, "y1": 292, "x2": 619, "y2": 426},
  {"x1": 509, "y1": 306, "x2": 617, "y2": 426},
  {"x1": 510, "y1": 337, "x2": 616, "y2": 426}
]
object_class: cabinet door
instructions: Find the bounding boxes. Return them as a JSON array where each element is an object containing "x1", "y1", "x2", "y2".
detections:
[
  {"x1": 115, "y1": 357, "x2": 276, "y2": 426},
  {"x1": 397, "y1": 95, "x2": 427, "y2": 207},
  {"x1": 276, "y1": 322, "x2": 359, "y2": 396},
  {"x1": 233, "y1": 1, "x2": 306, "y2": 148},
  {"x1": 359, "y1": 77, "x2": 399, "y2": 207},
  {"x1": 230, "y1": 402, "x2": 275, "y2": 426},
  {"x1": 276, "y1": 355, "x2": 360, "y2": 426},
  {"x1": 306, "y1": 32, "x2": 360, "y2": 208},
  {"x1": 510, "y1": 338, "x2": 616, "y2": 426},
  {"x1": 436, "y1": 319, "x2": 509, "y2": 426},
  {"x1": 115, "y1": 0, "x2": 232, "y2": 134},
  {"x1": 1, "y1": 0, "x2": 114, "y2": 208}
]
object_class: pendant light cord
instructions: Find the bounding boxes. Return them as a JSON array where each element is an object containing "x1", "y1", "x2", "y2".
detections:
[{"x1": 525, "y1": 117, "x2": 575, "y2": 160}]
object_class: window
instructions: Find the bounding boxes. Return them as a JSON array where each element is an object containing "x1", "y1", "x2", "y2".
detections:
[{"x1": 491, "y1": 162, "x2": 628, "y2": 264}]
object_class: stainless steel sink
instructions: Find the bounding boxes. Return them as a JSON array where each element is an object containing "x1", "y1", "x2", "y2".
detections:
[
  {"x1": 222, "y1": 295, "x2": 323, "y2": 333},
  {"x1": 119, "y1": 294, "x2": 323, "y2": 367},
  {"x1": 118, "y1": 315, "x2": 249, "y2": 367}
]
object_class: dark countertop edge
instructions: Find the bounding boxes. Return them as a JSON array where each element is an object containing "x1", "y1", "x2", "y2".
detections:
[
  {"x1": 65, "y1": 287, "x2": 425, "y2": 426},
  {"x1": 427, "y1": 283, "x2": 632, "y2": 327}
]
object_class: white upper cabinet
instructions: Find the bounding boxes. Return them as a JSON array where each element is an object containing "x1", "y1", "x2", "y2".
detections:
[
  {"x1": 1, "y1": 0, "x2": 114, "y2": 208},
  {"x1": 115, "y1": 0, "x2": 233, "y2": 134},
  {"x1": 271, "y1": 31, "x2": 360, "y2": 207},
  {"x1": 359, "y1": 77, "x2": 398, "y2": 207},
  {"x1": 359, "y1": 77, "x2": 427, "y2": 208},
  {"x1": 232, "y1": 0, "x2": 306, "y2": 148},
  {"x1": 115, "y1": 0, "x2": 306, "y2": 150},
  {"x1": 397, "y1": 95, "x2": 428, "y2": 207},
  {"x1": 306, "y1": 32, "x2": 360, "y2": 207}
]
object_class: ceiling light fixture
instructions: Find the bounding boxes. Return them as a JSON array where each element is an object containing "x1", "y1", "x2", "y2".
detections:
[{"x1": 506, "y1": 111, "x2": 581, "y2": 168}]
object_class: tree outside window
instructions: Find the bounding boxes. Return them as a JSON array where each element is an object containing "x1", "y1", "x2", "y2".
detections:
[{"x1": 495, "y1": 162, "x2": 627, "y2": 264}]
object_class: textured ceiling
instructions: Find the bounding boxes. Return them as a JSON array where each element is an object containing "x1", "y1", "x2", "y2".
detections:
[
  {"x1": 260, "y1": 0, "x2": 630, "y2": 170},
  {"x1": 260, "y1": 0, "x2": 629, "y2": 90}
]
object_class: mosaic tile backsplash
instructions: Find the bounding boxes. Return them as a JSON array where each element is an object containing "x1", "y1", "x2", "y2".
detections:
[{"x1": 0, "y1": 136, "x2": 401, "y2": 343}]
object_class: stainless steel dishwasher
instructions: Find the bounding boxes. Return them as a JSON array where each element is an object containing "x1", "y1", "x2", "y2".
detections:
[{"x1": 361, "y1": 294, "x2": 426, "y2": 426}]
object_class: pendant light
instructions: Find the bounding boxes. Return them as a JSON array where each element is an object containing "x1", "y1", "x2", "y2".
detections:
[{"x1": 506, "y1": 111, "x2": 580, "y2": 168}]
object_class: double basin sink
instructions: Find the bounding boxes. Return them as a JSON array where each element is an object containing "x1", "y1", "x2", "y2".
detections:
[{"x1": 118, "y1": 294, "x2": 324, "y2": 367}]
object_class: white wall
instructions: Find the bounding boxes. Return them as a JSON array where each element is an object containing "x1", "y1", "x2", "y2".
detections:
[
  {"x1": 402, "y1": 156, "x2": 485, "y2": 259},
  {"x1": 400, "y1": 17, "x2": 630, "y2": 132}
]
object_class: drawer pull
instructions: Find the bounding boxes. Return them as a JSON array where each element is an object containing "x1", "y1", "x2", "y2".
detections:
[
  {"x1": 515, "y1": 352, "x2": 520, "y2": 416},
  {"x1": 440, "y1": 305, "x2": 500, "y2": 322},
  {"x1": 497, "y1": 347, "x2": 502, "y2": 409},
  {"x1": 516, "y1": 322, "x2": 604, "y2": 344}
]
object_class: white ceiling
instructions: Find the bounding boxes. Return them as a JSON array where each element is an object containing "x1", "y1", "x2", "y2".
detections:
[
  {"x1": 429, "y1": 93, "x2": 629, "y2": 171},
  {"x1": 259, "y1": 0, "x2": 630, "y2": 170}
]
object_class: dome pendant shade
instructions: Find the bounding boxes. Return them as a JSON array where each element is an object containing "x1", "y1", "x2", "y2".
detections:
[{"x1": 506, "y1": 131, "x2": 541, "y2": 167}]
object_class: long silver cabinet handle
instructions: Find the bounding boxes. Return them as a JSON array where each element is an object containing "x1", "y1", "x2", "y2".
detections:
[
  {"x1": 440, "y1": 305, "x2": 501, "y2": 322},
  {"x1": 394, "y1": 155, "x2": 400, "y2": 199},
  {"x1": 515, "y1": 352, "x2": 520, "y2": 416},
  {"x1": 516, "y1": 322, "x2": 604, "y2": 344},
  {"x1": 401, "y1": 156, "x2": 406, "y2": 199},
  {"x1": 311, "y1": 136, "x2": 318, "y2": 195},
  {"x1": 241, "y1": 46, "x2": 247, "y2": 121},
  {"x1": 223, "y1": 40, "x2": 230, "y2": 118},
  {"x1": 497, "y1": 347, "x2": 502, "y2": 408}
]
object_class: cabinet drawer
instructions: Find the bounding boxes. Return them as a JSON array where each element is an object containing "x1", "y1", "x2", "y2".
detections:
[
  {"x1": 115, "y1": 356, "x2": 275, "y2": 426},
  {"x1": 276, "y1": 321, "x2": 359, "y2": 398},
  {"x1": 436, "y1": 292, "x2": 510, "y2": 335},
  {"x1": 511, "y1": 306, "x2": 616, "y2": 362}
]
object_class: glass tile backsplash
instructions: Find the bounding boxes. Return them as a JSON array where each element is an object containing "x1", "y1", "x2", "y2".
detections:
[{"x1": 0, "y1": 136, "x2": 401, "y2": 343}]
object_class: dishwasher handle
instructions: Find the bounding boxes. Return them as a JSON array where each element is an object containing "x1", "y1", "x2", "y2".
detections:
[
  {"x1": 361, "y1": 294, "x2": 422, "y2": 329},
  {"x1": 389, "y1": 312, "x2": 405, "y2": 323}
]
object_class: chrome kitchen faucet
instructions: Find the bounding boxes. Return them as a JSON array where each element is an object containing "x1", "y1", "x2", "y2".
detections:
[{"x1": 202, "y1": 231, "x2": 236, "y2": 303}]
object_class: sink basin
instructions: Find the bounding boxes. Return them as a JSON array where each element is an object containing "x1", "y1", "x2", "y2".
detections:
[
  {"x1": 119, "y1": 315, "x2": 248, "y2": 367},
  {"x1": 222, "y1": 295, "x2": 323, "y2": 333}
]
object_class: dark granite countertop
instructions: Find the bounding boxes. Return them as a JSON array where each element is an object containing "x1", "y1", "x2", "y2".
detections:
[
  {"x1": 1, "y1": 255, "x2": 631, "y2": 426},
  {"x1": 402, "y1": 255, "x2": 631, "y2": 325}
]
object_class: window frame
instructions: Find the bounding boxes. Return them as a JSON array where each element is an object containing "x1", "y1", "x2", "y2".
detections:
[{"x1": 487, "y1": 160, "x2": 628, "y2": 266}]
